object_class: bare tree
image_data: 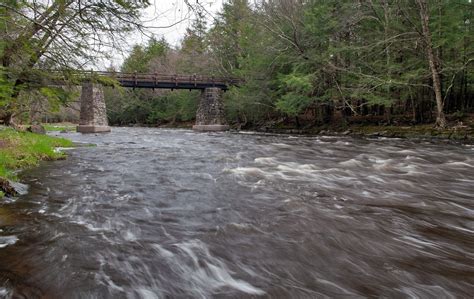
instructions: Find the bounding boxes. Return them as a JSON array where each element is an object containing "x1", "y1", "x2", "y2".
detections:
[{"x1": 416, "y1": 0, "x2": 447, "y2": 128}]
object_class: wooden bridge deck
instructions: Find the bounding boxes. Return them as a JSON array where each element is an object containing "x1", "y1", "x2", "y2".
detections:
[{"x1": 94, "y1": 71, "x2": 240, "y2": 90}]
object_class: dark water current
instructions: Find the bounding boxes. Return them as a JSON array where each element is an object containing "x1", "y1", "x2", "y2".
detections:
[{"x1": 1, "y1": 128, "x2": 473, "y2": 298}]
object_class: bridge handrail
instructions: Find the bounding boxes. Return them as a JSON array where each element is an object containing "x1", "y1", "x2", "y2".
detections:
[
  {"x1": 86, "y1": 71, "x2": 242, "y2": 85},
  {"x1": 41, "y1": 70, "x2": 243, "y2": 88}
]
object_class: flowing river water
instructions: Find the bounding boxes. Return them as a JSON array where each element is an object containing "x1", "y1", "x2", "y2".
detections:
[{"x1": 0, "y1": 127, "x2": 473, "y2": 298}]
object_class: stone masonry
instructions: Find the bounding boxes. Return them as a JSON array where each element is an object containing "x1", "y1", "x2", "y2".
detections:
[
  {"x1": 193, "y1": 87, "x2": 229, "y2": 131},
  {"x1": 77, "y1": 82, "x2": 111, "y2": 133}
]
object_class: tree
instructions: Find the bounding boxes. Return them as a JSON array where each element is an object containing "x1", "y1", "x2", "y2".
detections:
[
  {"x1": 121, "y1": 38, "x2": 168, "y2": 73},
  {"x1": 208, "y1": 0, "x2": 253, "y2": 75},
  {"x1": 179, "y1": 8, "x2": 211, "y2": 74},
  {"x1": 416, "y1": 0, "x2": 447, "y2": 128},
  {"x1": 0, "y1": 0, "x2": 151, "y2": 125}
]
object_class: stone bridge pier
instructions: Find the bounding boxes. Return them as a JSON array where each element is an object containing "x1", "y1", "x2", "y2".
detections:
[
  {"x1": 193, "y1": 87, "x2": 229, "y2": 131},
  {"x1": 77, "y1": 82, "x2": 111, "y2": 133}
]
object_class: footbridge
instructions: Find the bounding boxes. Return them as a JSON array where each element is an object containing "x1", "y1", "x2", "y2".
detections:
[{"x1": 76, "y1": 71, "x2": 241, "y2": 133}]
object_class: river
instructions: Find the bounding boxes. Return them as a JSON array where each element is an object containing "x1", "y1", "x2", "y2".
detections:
[{"x1": 0, "y1": 127, "x2": 473, "y2": 298}]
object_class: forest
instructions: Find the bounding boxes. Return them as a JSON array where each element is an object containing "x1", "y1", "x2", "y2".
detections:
[
  {"x1": 106, "y1": 0, "x2": 474, "y2": 130},
  {"x1": 1, "y1": 0, "x2": 473, "y2": 131}
]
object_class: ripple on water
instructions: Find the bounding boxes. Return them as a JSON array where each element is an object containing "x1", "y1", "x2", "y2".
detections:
[{"x1": 170, "y1": 240, "x2": 265, "y2": 296}]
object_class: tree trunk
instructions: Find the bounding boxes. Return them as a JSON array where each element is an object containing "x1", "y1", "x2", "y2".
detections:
[
  {"x1": 416, "y1": 0, "x2": 447, "y2": 128},
  {"x1": 382, "y1": 0, "x2": 392, "y2": 124}
]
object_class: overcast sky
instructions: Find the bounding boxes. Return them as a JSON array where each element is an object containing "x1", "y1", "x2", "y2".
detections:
[{"x1": 102, "y1": 0, "x2": 223, "y2": 69}]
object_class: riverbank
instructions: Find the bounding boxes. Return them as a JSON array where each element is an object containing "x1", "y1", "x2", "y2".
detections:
[
  {"x1": 139, "y1": 114, "x2": 474, "y2": 142},
  {"x1": 258, "y1": 123, "x2": 474, "y2": 141},
  {"x1": 0, "y1": 127, "x2": 72, "y2": 197},
  {"x1": 250, "y1": 113, "x2": 474, "y2": 141}
]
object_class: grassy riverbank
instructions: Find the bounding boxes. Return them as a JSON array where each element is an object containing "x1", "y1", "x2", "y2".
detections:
[
  {"x1": 0, "y1": 128, "x2": 72, "y2": 194},
  {"x1": 43, "y1": 123, "x2": 77, "y2": 132}
]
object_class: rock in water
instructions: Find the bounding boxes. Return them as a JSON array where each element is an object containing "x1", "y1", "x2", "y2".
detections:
[
  {"x1": 0, "y1": 178, "x2": 18, "y2": 197},
  {"x1": 27, "y1": 125, "x2": 46, "y2": 134}
]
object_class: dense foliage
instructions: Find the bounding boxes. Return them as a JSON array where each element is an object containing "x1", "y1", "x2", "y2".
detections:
[{"x1": 107, "y1": 0, "x2": 473, "y2": 128}]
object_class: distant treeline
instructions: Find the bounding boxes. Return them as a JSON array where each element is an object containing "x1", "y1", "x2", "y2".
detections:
[{"x1": 107, "y1": 0, "x2": 473, "y2": 129}]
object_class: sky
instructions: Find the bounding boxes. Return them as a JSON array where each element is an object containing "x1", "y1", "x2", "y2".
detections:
[
  {"x1": 143, "y1": 0, "x2": 223, "y2": 45},
  {"x1": 103, "y1": 0, "x2": 223, "y2": 69}
]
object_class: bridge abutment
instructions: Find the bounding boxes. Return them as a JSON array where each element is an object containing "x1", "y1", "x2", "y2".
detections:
[
  {"x1": 193, "y1": 87, "x2": 229, "y2": 131},
  {"x1": 77, "y1": 82, "x2": 111, "y2": 133}
]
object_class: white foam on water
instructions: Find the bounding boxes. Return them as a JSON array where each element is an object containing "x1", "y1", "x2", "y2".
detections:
[
  {"x1": 449, "y1": 201, "x2": 474, "y2": 213},
  {"x1": 70, "y1": 219, "x2": 113, "y2": 232},
  {"x1": 0, "y1": 235, "x2": 18, "y2": 248},
  {"x1": 316, "y1": 278, "x2": 352, "y2": 294},
  {"x1": 229, "y1": 167, "x2": 269, "y2": 178},
  {"x1": 151, "y1": 244, "x2": 175, "y2": 258},
  {"x1": 54, "y1": 147, "x2": 75, "y2": 153},
  {"x1": 399, "y1": 285, "x2": 456, "y2": 299},
  {"x1": 277, "y1": 162, "x2": 318, "y2": 172},
  {"x1": 444, "y1": 161, "x2": 474, "y2": 168},
  {"x1": 270, "y1": 143, "x2": 293, "y2": 148},
  {"x1": 96, "y1": 254, "x2": 125, "y2": 293},
  {"x1": 237, "y1": 131, "x2": 259, "y2": 135},
  {"x1": 366, "y1": 175, "x2": 386, "y2": 184},
  {"x1": 339, "y1": 158, "x2": 365, "y2": 167},
  {"x1": 122, "y1": 230, "x2": 138, "y2": 242},
  {"x1": 314, "y1": 139, "x2": 329, "y2": 144},
  {"x1": 398, "y1": 236, "x2": 439, "y2": 249},
  {"x1": 377, "y1": 137, "x2": 403, "y2": 141},
  {"x1": 116, "y1": 194, "x2": 132, "y2": 201},
  {"x1": 254, "y1": 157, "x2": 278, "y2": 165},
  {"x1": 398, "y1": 149, "x2": 417, "y2": 154},
  {"x1": 126, "y1": 288, "x2": 162, "y2": 299},
  {"x1": 371, "y1": 158, "x2": 393, "y2": 164},
  {"x1": 168, "y1": 239, "x2": 265, "y2": 296},
  {"x1": 334, "y1": 141, "x2": 350, "y2": 145},
  {"x1": 0, "y1": 287, "x2": 11, "y2": 297}
]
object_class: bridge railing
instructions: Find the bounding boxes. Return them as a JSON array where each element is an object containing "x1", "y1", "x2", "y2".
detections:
[
  {"x1": 91, "y1": 71, "x2": 242, "y2": 86},
  {"x1": 40, "y1": 69, "x2": 243, "y2": 89}
]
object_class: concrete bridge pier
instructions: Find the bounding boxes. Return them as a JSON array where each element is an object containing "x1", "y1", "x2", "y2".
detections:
[
  {"x1": 77, "y1": 82, "x2": 111, "y2": 133},
  {"x1": 193, "y1": 87, "x2": 229, "y2": 131}
]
